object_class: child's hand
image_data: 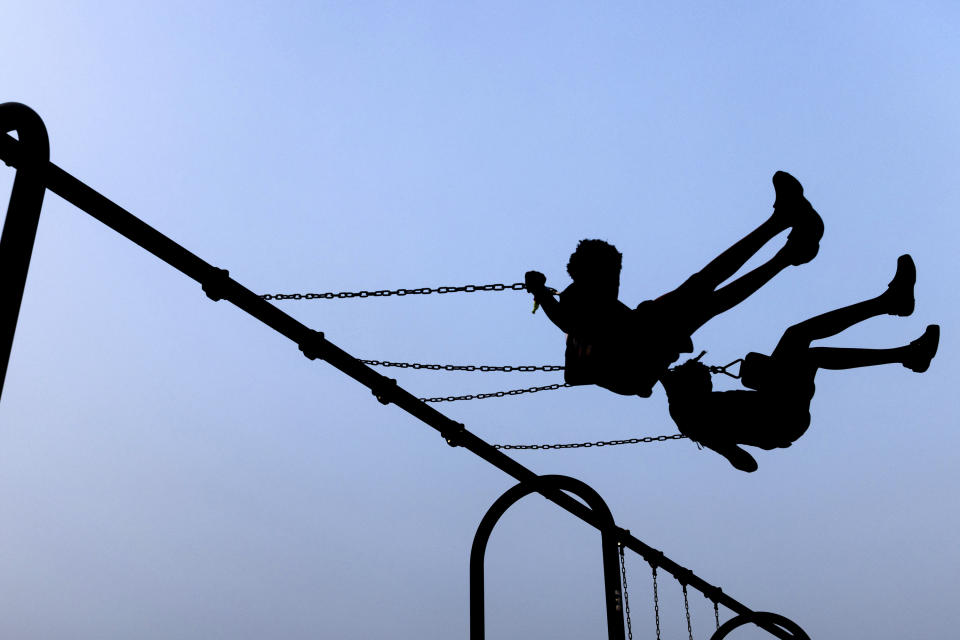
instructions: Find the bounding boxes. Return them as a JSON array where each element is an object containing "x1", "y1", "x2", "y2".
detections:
[{"x1": 524, "y1": 270, "x2": 547, "y2": 292}]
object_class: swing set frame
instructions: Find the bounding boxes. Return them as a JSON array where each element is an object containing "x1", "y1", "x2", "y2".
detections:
[{"x1": 0, "y1": 102, "x2": 808, "y2": 640}]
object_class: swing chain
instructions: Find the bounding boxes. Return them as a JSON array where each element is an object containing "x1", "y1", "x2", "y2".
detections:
[
  {"x1": 493, "y1": 433, "x2": 686, "y2": 450},
  {"x1": 682, "y1": 584, "x2": 693, "y2": 640},
  {"x1": 363, "y1": 360, "x2": 564, "y2": 373},
  {"x1": 714, "y1": 601, "x2": 720, "y2": 630},
  {"x1": 261, "y1": 281, "x2": 527, "y2": 301},
  {"x1": 619, "y1": 543, "x2": 633, "y2": 640},
  {"x1": 652, "y1": 566, "x2": 661, "y2": 640},
  {"x1": 420, "y1": 383, "x2": 570, "y2": 403}
]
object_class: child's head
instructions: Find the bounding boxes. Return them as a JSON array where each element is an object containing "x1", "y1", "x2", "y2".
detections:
[
  {"x1": 661, "y1": 357, "x2": 713, "y2": 400},
  {"x1": 567, "y1": 239, "x2": 622, "y2": 291}
]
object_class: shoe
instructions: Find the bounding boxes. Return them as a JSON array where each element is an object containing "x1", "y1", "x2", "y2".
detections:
[
  {"x1": 903, "y1": 324, "x2": 939, "y2": 373},
  {"x1": 709, "y1": 442, "x2": 758, "y2": 472},
  {"x1": 884, "y1": 254, "x2": 916, "y2": 317},
  {"x1": 772, "y1": 171, "x2": 824, "y2": 266},
  {"x1": 772, "y1": 171, "x2": 804, "y2": 209}
]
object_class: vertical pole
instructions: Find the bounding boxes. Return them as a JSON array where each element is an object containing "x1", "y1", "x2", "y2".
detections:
[{"x1": 0, "y1": 103, "x2": 49, "y2": 404}]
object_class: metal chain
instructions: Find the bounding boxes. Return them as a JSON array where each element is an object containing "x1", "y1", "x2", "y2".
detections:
[
  {"x1": 362, "y1": 360, "x2": 563, "y2": 373},
  {"x1": 261, "y1": 281, "x2": 527, "y2": 301},
  {"x1": 619, "y1": 543, "x2": 633, "y2": 640},
  {"x1": 714, "y1": 601, "x2": 720, "y2": 630},
  {"x1": 683, "y1": 584, "x2": 693, "y2": 640},
  {"x1": 419, "y1": 383, "x2": 570, "y2": 403},
  {"x1": 493, "y1": 433, "x2": 686, "y2": 451},
  {"x1": 652, "y1": 566, "x2": 661, "y2": 640}
]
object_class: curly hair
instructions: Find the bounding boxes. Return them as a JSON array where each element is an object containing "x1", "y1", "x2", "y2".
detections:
[
  {"x1": 661, "y1": 357, "x2": 713, "y2": 398},
  {"x1": 566, "y1": 239, "x2": 622, "y2": 282}
]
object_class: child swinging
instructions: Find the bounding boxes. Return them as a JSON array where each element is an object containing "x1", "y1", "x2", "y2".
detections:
[
  {"x1": 525, "y1": 171, "x2": 824, "y2": 397},
  {"x1": 659, "y1": 254, "x2": 940, "y2": 472}
]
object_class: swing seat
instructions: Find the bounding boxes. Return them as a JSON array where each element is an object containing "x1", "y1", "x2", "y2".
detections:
[
  {"x1": 739, "y1": 352, "x2": 772, "y2": 391},
  {"x1": 564, "y1": 333, "x2": 690, "y2": 398},
  {"x1": 564, "y1": 335, "x2": 656, "y2": 396}
]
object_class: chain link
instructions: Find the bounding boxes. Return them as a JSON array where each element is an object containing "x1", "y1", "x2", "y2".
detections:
[
  {"x1": 652, "y1": 566, "x2": 661, "y2": 640},
  {"x1": 494, "y1": 433, "x2": 686, "y2": 451},
  {"x1": 714, "y1": 601, "x2": 720, "y2": 630},
  {"x1": 683, "y1": 584, "x2": 693, "y2": 640},
  {"x1": 420, "y1": 383, "x2": 570, "y2": 403},
  {"x1": 362, "y1": 360, "x2": 563, "y2": 373},
  {"x1": 619, "y1": 543, "x2": 633, "y2": 640},
  {"x1": 261, "y1": 282, "x2": 527, "y2": 301}
]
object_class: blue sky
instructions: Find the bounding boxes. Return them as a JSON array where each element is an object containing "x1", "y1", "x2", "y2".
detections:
[{"x1": 1, "y1": 2, "x2": 958, "y2": 638}]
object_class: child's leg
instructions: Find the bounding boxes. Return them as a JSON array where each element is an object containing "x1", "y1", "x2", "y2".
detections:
[
  {"x1": 807, "y1": 345, "x2": 906, "y2": 370},
  {"x1": 697, "y1": 251, "x2": 793, "y2": 326},
  {"x1": 809, "y1": 324, "x2": 939, "y2": 372},
  {"x1": 691, "y1": 171, "x2": 819, "y2": 289},
  {"x1": 677, "y1": 172, "x2": 822, "y2": 332},
  {"x1": 772, "y1": 255, "x2": 916, "y2": 356},
  {"x1": 691, "y1": 215, "x2": 789, "y2": 292},
  {"x1": 773, "y1": 297, "x2": 886, "y2": 355}
]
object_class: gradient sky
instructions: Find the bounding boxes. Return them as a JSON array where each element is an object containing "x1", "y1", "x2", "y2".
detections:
[{"x1": 1, "y1": 3, "x2": 958, "y2": 639}]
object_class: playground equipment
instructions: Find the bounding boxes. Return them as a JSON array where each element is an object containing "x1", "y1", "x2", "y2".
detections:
[{"x1": 0, "y1": 102, "x2": 809, "y2": 639}]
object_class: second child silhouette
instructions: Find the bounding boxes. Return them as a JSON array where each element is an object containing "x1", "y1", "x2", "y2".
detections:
[{"x1": 659, "y1": 255, "x2": 940, "y2": 472}]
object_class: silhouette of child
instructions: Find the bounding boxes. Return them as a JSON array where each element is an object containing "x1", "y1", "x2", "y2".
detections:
[
  {"x1": 526, "y1": 171, "x2": 824, "y2": 397},
  {"x1": 659, "y1": 254, "x2": 940, "y2": 472}
]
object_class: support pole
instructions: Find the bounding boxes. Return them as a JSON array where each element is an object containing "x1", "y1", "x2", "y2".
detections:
[{"x1": 0, "y1": 103, "x2": 49, "y2": 403}]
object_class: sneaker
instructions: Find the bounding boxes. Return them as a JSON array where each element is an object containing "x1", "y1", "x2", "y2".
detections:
[
  {"x1": 709, "y1": 442, "x2": 759, "y2": 472},
  {"x1": 884, "y1": 254, "x2": 916, "y2": 317},
  {"x1": 772, "y1": 171, "x2": 824, "y2": 266},
  {"x1": 903, "y1": 324, "x2": 940, "y2": 373},
  {"x1": 772, "y1": 170, "x2": 804, "y2": 210}
]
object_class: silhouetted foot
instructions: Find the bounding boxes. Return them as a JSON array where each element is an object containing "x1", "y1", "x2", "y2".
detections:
[
  {"x1": 883, "y1": 254, "x2": 916, "y2": 317},
  {"x1": 903, "y1": 324, "x2": 939, "y2": 373},
  {"x1": 772, "y1": 171, "x2": 824, "y2": 266},
  {"x1": 713, "y1": 443, "x2": 758, "y2": 472}
]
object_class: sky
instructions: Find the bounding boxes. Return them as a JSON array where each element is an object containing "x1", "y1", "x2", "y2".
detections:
[{"x1": 1, "y1": 2, "x2": 958, "y2": 638}]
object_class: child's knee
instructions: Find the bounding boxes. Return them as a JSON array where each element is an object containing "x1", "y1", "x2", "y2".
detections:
[{"x1": 774, "y1": 325, "x2": 813, "y2": 354}]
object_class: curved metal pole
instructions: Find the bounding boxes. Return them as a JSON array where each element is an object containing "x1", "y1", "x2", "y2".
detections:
[
  {"x1": 470, "y1": 474, "x2": 625, "y2": 640},
  {"x1": 0, "y1": 102, "x2": 49, "y2": 404},
  {"x1": 710, "y1": 611, "x2": 811, "y2": 640}
]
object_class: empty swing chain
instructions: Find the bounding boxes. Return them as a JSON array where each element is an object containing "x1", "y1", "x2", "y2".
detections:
[
  {"x1": 261, "y1": 281, "x2": 528, "y2": 301},
  {"x1": 652, "y1": 566, "x2": 661, "y2": 640},
  {"x1": 619, "y1": 543, "x2": 633, "y2": 640},
  {"x1": 682, "y1": 584, "x2": 693, "y2": 640}
]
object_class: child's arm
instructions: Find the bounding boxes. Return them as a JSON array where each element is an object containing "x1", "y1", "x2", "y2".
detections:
[{"x1": 525, "y1": 271, "x2": 569, "y2": 332}]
